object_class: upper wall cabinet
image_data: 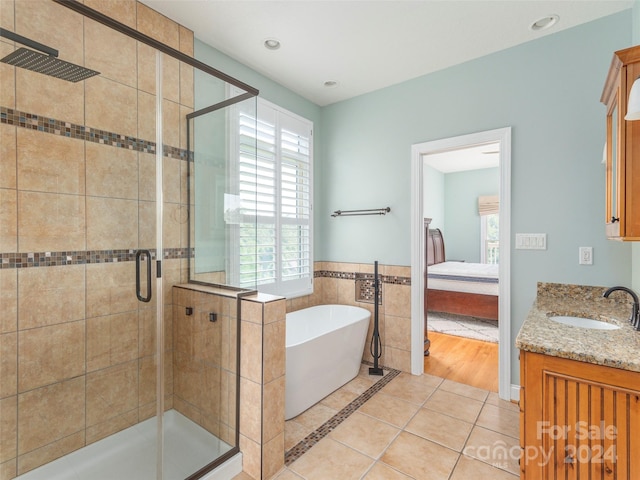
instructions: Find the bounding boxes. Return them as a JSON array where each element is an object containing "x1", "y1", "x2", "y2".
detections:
[{"x1": 601, "y1": 45, "x2": 640, "y2": 241}]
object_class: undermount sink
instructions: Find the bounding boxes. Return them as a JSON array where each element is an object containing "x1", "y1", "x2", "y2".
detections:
[{"x1": 549, "y1": 315, "x2": 620, "y2": 330}]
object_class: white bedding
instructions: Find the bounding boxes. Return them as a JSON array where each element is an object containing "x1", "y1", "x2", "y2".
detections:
[{"x1": 428, "y1": 261, "x2": 499, "y2": 295}]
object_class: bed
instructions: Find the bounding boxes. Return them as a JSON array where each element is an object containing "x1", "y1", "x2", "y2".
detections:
[{"x1": 426, "y1": 228, "x2": 499, "y2": 321}]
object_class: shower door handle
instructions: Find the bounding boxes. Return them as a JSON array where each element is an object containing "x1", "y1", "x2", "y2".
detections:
[{"x1": 135, "y1": 250, "x2": 152, "y2": 303}]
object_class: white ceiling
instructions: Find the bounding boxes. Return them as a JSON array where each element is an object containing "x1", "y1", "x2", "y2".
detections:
[
  {"x1": 142, "y1": 0, "x2": 632, "y2": 106},
  {"x1": 423, "y1": 142, "x2": 500, "y2": 173}
]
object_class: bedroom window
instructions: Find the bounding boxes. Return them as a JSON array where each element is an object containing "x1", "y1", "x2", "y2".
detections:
[
  {"x1": 236, "y1": 98, "x2": 313, "y2": 298},
  {"x1": 481, "y1": 213, "x2": 499, "y2": 264},
  {"x1": 478, "y1": 195, "x2": 499, "y2": 264}
]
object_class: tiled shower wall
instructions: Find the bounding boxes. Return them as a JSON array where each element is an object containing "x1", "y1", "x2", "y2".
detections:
[
  {"x1": 0, "y1": 1, "x2": 193, "y2": 477},
  {"x1": 172, "y1": 285, "x2": 240, "y2": 448},
  {"x1": 171, "y1": 284, "x2": 287, "y2": 480},
  {"x1": 286, "y1": 262, "x2": 413, "y2": 373}
]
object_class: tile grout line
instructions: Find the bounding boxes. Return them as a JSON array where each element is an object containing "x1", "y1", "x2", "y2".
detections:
[
  {"x1": 379, "y1": 380, "x2": 513, "y2": 478},
  {"x1": 453, "y1": 388, "x2": 521, "y2": 477},
  {"x1": 281, "y1": 376, "x2": 520, "y2": 479},
  {"x1": 283, "y1": 366, "x2": 401, "y2": 466},
  {"x1": 354, "y1": 376, "x2": 444, "y2": 480}
]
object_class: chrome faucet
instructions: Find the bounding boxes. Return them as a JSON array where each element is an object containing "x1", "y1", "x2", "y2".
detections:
[{"x1": 603, "y1": 286, "x2": 640, "y2": 330}]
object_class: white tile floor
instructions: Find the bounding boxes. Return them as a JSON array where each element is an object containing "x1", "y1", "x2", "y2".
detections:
[{"x1": 15, "y1": 410, "x2": 231, "y2": 480}]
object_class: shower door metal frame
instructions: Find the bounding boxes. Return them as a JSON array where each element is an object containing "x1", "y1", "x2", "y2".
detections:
[
  {"x1": 52, "y1": 0, "x2": 258, "y2": 97},
  {"x1": 53, "y1": 1, "x2": 260, "y2": 479},
  {"x1": 184, "y1": 88, "x2": 260, "y2": 480}
]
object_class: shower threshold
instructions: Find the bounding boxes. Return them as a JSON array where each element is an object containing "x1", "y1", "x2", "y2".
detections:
[{"x1": 15, "y1": 410, "x2": 234, "y2": 480}]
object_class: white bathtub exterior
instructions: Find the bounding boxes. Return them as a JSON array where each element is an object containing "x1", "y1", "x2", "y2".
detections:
[{"x1": 285, "y1": 304, "x2": 371, "y2": 420}]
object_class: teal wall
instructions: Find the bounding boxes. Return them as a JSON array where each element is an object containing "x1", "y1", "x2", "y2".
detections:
[
  {"x1": 423, "y1": 165, "x2": 444, "y2": 231},
  {"x1": 444, "y1": 167, "x2": 499, "y2": 263},
  {"x1": 634, "y1": 0, "x2": 640, "y2": 44},
  {"x1": 319, "y1": 11, "x2": 633, "y2": 384},
  {"x1": 194, "y1": 11, "x2": 635, "y2": 385},
  {"x1": 424, "y1": 165, "x2": 499, "y2": 263}
]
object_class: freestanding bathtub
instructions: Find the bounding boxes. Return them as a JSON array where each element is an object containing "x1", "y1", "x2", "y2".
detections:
[{"x1": 285, "y1": 304, "x2": 371, "y2": 420}]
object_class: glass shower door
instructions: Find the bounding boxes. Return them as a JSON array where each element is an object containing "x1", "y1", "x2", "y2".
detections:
[
  {"x1": 2, "y1": 3, "x2": 166, "y2": 478},
  {"x1": 4, "y1": 1, "x2": 258, "y2": 478}
]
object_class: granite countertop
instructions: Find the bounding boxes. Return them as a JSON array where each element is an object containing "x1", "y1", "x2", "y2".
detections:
[{"x1": 516, "y1": 283, "x2": 640, "y2": 373}]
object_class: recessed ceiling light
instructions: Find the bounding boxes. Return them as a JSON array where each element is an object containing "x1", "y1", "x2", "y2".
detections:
[
  {"x1": 530, "y1": 14, "x2": 559, "y2": 31},
  {"x1": 323, "y1": 80, "x2": 338, "y2": 88},
  {"x1": 264, "y1": 38, "x2": 281, "y2": 50}
]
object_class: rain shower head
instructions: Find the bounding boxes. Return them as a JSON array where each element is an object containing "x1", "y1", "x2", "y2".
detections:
[
  {"x1": 1, "y1": 48, "x2": 100, "y2": 82},
  {"x1": 0, "y1": 28, "x2": 99, "y2": 82}
]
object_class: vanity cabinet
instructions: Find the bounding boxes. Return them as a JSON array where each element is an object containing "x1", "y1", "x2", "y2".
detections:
[
  {"x1": 519, "y1": 351, "x2": 640, "y2": 479},
  {"x1": 601, "y1": 45, "x2": 640, "y2": 240}
]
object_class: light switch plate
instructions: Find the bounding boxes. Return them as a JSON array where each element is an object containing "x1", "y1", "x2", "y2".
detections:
[
  {"x1": 515, "y1": 233, "x2": 547, "y2": 250},
  {"x1": 579, "y1": 247, "x2": 593, "y2": 265}
]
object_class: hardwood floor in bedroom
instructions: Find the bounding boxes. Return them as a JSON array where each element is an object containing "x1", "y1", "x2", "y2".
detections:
[{"x1": 424, "y1": 331, "x2": 499, "y2": 392}]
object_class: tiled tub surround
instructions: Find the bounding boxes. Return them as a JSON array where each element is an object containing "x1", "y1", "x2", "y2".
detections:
[
  {"x1": 288, "y1": 262, "x2": 413, "y2": 373},
  {"x1": 239, "y1": 290, "x2": 287, "y2": 480},
  {"x1": 172, "y1": 283, "x2": 288, "y2": 480},
  {"x1": 515, "y1": 282, "x2": 640, "y2": 371},
  {"x1": 0, "y1": 0, "x2": 196, "y2": 478}
]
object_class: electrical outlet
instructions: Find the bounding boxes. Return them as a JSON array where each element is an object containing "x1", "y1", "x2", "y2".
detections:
[{"x1": 579, "y1": 247, "x2": 593, "y2": 265}]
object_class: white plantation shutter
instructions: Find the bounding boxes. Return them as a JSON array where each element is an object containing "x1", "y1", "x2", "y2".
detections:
[
  {"x1": 238, "y1": 109, "x2": 277, "y2": 286},
  {"x1": 279, "y1": 112, "x2": 312, "y2": 285},
  {"x1": 237, "y1": 99, "x2": 313, "y2": 297}
]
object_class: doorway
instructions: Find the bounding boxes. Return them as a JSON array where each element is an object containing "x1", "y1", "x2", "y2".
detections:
[
  {"x1": 410, "y1": 127, "x2": 512, "y2": 401},
  {"x1": 424, "y1": 144, "x2": 500, "y2": 346}
]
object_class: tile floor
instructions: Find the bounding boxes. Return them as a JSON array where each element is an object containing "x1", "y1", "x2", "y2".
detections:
[{"x1": 237, "y1": 364, "x2": 519, "y2": 479}]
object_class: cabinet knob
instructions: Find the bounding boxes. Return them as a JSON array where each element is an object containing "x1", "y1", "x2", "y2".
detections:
[{"x1": 611, "y1": 216, "x2": 620, "y2": 223}]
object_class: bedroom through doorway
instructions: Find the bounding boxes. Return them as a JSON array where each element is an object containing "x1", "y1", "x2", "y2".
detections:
[
  {"x1": 410, "y1": 127, "x2": 512, "y2": 400},
  {"x1": 423, "y1": 144, "x2": 500, "y2": 390},
  {"x1": 424, "y1": 147, "x2": 500, "y2": 338}
]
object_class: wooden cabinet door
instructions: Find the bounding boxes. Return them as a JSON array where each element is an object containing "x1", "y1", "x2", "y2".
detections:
[
  {"x1": 602, "y1": 45, "x2": 640, "y2": 240},
  {"x1": 624, "y1": 60, "x2": 640, "y2": 239},
  {"x1": 521, "y1": 352, "x2": 640, "y2": 479}
]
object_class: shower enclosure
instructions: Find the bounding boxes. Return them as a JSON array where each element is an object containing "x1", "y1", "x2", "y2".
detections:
[{"x1": 0, "y1": 1, "x2": 258, "y2": 479}]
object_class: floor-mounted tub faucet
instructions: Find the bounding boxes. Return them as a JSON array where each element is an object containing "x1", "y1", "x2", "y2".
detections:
[{"x1": 603, "y1": 286, "x2": 640, "y2": 330}]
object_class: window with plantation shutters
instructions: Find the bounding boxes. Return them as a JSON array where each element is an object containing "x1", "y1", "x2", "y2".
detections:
[{"x1": 235, "y1": 98, "x2": 313, "y2": 297}]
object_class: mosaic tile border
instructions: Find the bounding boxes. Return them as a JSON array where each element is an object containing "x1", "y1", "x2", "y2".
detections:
[
  {"x1": 315, "y1": 270, "x2": 411, "y2": 286},
  {"x1": 0, "y1": 248, "x2": 193, "y2": 269},
  {"x1": 284, "y1": 364, "x2": 401, "y2": 466},
  {"x1": 0, "y1": 106, "x2": 190, "y2": 160}
]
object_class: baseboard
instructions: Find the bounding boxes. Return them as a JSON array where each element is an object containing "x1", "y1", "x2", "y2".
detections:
[{"x1": 510, "y1": 384, "x2": 520, "y2": 403}]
